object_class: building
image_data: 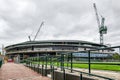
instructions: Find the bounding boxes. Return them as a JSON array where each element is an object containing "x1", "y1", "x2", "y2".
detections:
[{"x1": 5, "y1": 40, "x2": 113, "y2": 61}]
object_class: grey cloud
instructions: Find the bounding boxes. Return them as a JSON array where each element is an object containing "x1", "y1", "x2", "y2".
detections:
[{"x1": 0, "y1": 0, "x2": 120, "y2": 47}]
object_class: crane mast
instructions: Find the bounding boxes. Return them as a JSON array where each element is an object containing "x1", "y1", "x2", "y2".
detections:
[
  {"x1": 28, "y1": 21, "x2": 44, "y2": 41},
  {"x1": 28, "y1": 36, "x2": 31, "y2": 41},
  {"x1": 33, "y1": 21, "x2": 44, "y2": 41},
  {"x1": 93, "y1": 3, "x2": 107, "y2": 45},
  {"x1": 93, "y1": 3, "x2": 100, "y2": 28}
]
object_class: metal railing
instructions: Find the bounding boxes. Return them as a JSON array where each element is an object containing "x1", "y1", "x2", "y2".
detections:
[
  {"x1": 21, "y1": 45, "x2": 120, "y2": 80},
  {"x1": 23, "y1": 53, "x2": 115, "y2": 80}
]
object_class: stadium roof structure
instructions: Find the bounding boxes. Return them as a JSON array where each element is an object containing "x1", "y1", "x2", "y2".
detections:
[
  {"x1": 5, "y1": 40, "x2": 106, "y2": 48},
  {"x1": 5, "y1": 40, "x2": 109, "y2": 52}
]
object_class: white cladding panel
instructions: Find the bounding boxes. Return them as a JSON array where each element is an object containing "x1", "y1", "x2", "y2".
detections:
[
  {"x1": 78, "y1": 48, "x2": 84, "y2": 51},
  {"x1": 27, "y1": 48, "x2": 32, "y2": 51},
  {"x1": 34, "y1": 47, "x2": 52, "y2": 51},
  {"x1": 91, "y1": 51, "x2": 99, "y2": 53},
  {"x1": 86, "y1": 48, "x2": 90, "y2": 50},
  {"x1": 103, "y1": 50, "x2": 109, "y2": 53}
]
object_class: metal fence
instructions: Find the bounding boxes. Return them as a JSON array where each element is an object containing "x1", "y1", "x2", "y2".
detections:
[
  {"x1": 24, "y1": 54, "x2": 115, "y2": 79},
  {"x1": 22, "y1": 45, "x2": 120, "y2": 80}
]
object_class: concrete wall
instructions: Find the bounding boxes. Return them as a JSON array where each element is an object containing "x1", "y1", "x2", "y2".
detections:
[{"x1": 53, "y1": 70, "x2": 95, "y2": 80}]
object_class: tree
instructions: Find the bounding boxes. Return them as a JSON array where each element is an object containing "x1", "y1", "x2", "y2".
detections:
[{"x1": 112, "y1": 53, "x2": 120, "y2": 60}]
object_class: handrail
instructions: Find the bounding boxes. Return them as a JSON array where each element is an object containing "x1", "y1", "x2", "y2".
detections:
[
  {"x1": 24, "y1": 55, "x2": 115, "y2": 80},
  {"x1": 64, "y1": 67, "x2": 114, "y2": 80}
]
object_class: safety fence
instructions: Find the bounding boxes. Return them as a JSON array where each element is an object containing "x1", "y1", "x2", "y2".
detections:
[
  {"x1": 22, "y1": 45, "x2": 120, "y2": 80},
  {"x1": 23, "y1": 52, "x2": 115, "y2": 80}
]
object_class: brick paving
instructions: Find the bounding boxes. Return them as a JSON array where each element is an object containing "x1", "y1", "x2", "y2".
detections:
[{"x1": 0, "y1": 63, "x2": 51, "y2": 80}]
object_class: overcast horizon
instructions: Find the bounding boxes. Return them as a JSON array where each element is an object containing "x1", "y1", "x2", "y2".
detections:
[{"x1": 0, "y1": 0, "x2": 120, "y2": 48}]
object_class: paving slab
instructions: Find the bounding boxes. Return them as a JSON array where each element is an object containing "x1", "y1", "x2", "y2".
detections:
[{"x1": 0, "y1": 63, "x2": 50, "y2": 80}]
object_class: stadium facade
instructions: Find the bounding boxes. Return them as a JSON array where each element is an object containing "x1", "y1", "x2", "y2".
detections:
[{"x1": 5, "y1": 40, "x2": 113, "y2": 60}]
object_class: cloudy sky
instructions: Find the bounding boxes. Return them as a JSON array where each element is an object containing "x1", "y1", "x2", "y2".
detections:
[{"x1": 0, "y1": 0, "x2": 120, "y2": 48}]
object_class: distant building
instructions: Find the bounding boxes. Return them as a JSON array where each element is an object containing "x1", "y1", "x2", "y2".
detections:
[{"x1": 5, "y1": 40, "x2": 113, "y2": 61}]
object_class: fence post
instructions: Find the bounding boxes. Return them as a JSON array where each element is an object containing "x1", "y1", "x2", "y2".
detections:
[
  {"x1": 42, "y1": 64, "x2": 44, "y2": 76},
  {"x1": 67, "y1": 54, "x2": 69, "y2": 69},
  {"x1": 45, "y1": 55, "x2": 47, "y2": 76},
  {"x1": 57, "y1": 56, "x2": 59, "y2": 68},
  {"x1": 31, "y1": 57, "x2": 33, "y2": 69},
  {"x1": 34, "y1": 57, "x2": 35, "y2": 71},
  {"x1": 50, "y1": 56, "x2": 52, "y2": 72},
  {"x1": 61, "y1": 54, "x2": 64, "y2": 71},
  {"x1": 63, "y1": 69, "x2": 66, "y2": 80},
  {"x1": 80, "y1": 73, "x2": 82, "y2": 80},
  {"x1": 60, "y1": 54, "x2": 62, "y2": 71},
  {"x1": 30, "y1": 58, "x2": 31, "y2": 67},
  {"x1": 52, "y1": 66, "x2": 54, "y2": 80},
  {"x1": 28, "y1": 58, "x2": 29, "y2": 67},
  {"x1": 70, "y1": 53, "x2": 73, "y2": 73},
  {"x1": 31, "y1": 57, "x2": 32, "y2": 68},
  {"x1": 38, "y1": 56, "x2": 40, "y2": 73},
  {"x1": 88, "y1": 51, "x2": 91, "y2": 74}
]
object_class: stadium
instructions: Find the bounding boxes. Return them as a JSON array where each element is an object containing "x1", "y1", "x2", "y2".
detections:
[{"x1": 5, "y1": 40, "x2": 113, "y2": 61}]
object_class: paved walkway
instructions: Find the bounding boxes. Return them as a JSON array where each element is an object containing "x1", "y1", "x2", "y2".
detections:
[
  {"x1": 73, "y1": 68, "x2": 120, "y2": 80},
  {"x1": 0, "y1": 63, "x2": 51, "y2": 80}
]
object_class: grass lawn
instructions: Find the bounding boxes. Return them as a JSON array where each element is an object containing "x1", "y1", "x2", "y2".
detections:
[
  {"x1": 29, "y1": 61, "x2": 120, "y2": 72},
  {"x1": 71, "y1": 63, "x2": 120, "y2": 71},
  {"x1": 53, "y1": 62, "x2": 120, "y2": 72}
]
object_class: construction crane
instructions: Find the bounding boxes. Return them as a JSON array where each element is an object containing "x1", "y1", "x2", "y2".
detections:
[
  {"x1": 28, "y1": 36, "x2": 31, "y2": 41},
  {"x1": 93, "y1": 3, "x2": 107, "y2": 45},
  {"x1": 33, "y1": 21, "x2": 44, "y2": 41},
  {"x1": 28, "y1": 21, "x2": 44, "y2": 41}
]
